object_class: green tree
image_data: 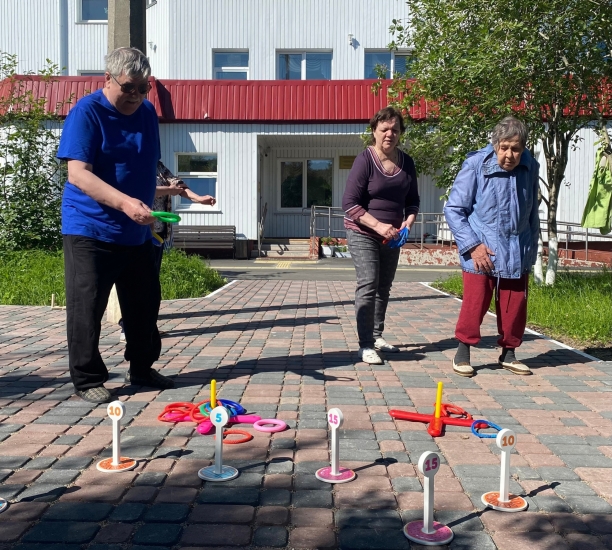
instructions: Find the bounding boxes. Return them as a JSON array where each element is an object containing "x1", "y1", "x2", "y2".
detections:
[
  {"x1": 0, "y1": 52, "x2": 69, "y2": 251},
  {"x1": 384, "y1": 0, "x2": 612, "y2": 284}
]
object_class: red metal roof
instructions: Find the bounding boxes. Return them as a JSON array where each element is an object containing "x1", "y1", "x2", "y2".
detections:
[{"x1": 0, "y1": 75, "x2": 430, "y2": 123}]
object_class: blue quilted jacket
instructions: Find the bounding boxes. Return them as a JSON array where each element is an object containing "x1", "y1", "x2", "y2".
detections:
[{"x1": 444, "y1": 144, "x2": 540, "y2": 278}]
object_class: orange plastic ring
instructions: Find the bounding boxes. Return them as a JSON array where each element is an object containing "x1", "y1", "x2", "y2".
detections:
[{"x1": 214, "y1": 429, "x2": 252, "y2": 444}]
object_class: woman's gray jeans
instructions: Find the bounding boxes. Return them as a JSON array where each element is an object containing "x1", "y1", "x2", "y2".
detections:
[{"x1": 347, "y1": 229, "x2": 401, "y2": 349}]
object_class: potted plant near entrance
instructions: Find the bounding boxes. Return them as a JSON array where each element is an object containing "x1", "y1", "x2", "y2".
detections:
[
  {"x1": 335, "y1": 244, "x2": 352, "y2": 258},
  {"x1": 320, "y1": 237, "x2": 338, "y2": 257}
]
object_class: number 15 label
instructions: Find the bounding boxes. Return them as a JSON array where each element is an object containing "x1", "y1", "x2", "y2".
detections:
[{"x1": 327, "y1": 408, "x2": 343, "y2": 429}]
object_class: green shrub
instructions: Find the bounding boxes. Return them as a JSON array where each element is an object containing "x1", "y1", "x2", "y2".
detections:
[
  {"x1": 432, "y1": 270, "x2": 612, "y2": 348},
  {"x1": 0, "y1": 248, "x2": 227, "y2": 306},
  {"x1": 159, "y1": 249, "x2": 227, "y2": 300},
  {"x1": 0, "y1": 249, "x2": 65, "y2": 305}
]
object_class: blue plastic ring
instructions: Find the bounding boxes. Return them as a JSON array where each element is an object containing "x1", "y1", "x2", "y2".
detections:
[
  {"x1": 202, "y1": 399, "x2": 245, "y2": 417},
  {"x1": 471, "y1": 419, "x2": 503, "y2": 438}
]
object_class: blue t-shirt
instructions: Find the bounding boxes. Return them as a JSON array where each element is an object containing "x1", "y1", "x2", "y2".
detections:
[{"x1": 57, "y1": 89, "x2": 160, "y2": 245}]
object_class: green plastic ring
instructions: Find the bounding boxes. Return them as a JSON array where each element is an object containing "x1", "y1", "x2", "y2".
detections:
[{"x1": 151, "y1": 211, "x2": 181, "y2": 223}]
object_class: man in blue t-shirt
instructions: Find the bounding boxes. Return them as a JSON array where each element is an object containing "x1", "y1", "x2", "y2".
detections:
[{"x1": 57, "y1": 47, "x2": 174, "y2": 403}]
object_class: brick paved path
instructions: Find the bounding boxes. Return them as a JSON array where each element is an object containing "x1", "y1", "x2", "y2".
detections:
[{"x1": 0, "y1": 280, "x2": 611, "y2": 550}]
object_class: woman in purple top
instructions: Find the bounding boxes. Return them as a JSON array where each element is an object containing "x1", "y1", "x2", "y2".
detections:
[{"x1": 342, "y1": 107, "x2": 420, "y2": 364}]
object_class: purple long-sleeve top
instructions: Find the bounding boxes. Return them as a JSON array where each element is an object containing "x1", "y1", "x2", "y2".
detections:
[{"x1": 342, "y1": 147, "x2": 420, "y2": 239}]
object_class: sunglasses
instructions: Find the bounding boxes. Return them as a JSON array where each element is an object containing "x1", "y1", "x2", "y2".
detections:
[{"x1": 110, "y1": 73, "x2": 152, "y2": 95}]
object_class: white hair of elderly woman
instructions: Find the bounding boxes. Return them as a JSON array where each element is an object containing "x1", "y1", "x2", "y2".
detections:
[
  {"x1": 491, "y1": 116, "x2": 528, "y2": 149},
  {"x1": 105, "y1": 47, "x2": 151, "y2": 78}
]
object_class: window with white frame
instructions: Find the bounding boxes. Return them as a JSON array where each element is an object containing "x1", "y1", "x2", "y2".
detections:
[
  {"x1": 277, "y1": 52, "x2": 332, "y2": 80},
  {"x1": 279, "y1": 159, "x2": 333, "y2": 209},
  {"x1": 81, "y1": 0, "x2": 108, "y2": 21},
  {"x1": 175, "y1": 154, "x2": 218, "y2": 209},
  {"x1": 213, "y1": 52, "x2": 249, "y2": 80},
  {"x1": 364, "y1": 51, "x2": 415, "y2": 79}
]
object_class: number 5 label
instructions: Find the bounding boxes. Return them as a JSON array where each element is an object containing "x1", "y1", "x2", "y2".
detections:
[{"x1": 210, "y1": 406, "x2": 229, "y2": 427}]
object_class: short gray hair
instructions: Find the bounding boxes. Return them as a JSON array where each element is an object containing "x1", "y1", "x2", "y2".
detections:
[
  {"x1": 491, "y1": 116, "x2": 528, "y2": 149},
  {"x1": 105, "y1": 47, "x2": 151, "y2": 78}
]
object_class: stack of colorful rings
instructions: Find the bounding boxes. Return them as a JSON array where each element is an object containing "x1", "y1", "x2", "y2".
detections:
[
  {"x1": 471, "y1": 419, "x2": 503, "y2": 438},
  {"x1": 199, "y1": 399, "x2": 245, "y2": 418}
]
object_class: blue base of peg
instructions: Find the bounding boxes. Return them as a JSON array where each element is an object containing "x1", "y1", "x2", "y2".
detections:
[{"x1": 198, "y1": 465, "x2": 239, "y2": 481}]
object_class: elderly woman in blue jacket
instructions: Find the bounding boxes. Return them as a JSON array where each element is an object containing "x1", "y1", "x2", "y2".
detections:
[{"x1": 444, "y1": 116, "x2": 540, "y2": 377}]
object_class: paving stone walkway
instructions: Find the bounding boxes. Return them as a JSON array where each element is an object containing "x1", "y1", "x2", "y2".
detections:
[{"x1": 0, "y1": 279, "x2": 611, "y2": 550}]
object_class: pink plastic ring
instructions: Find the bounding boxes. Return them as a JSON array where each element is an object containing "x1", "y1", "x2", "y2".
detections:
[{"x1": 253, "y1": 419, "x2": 287, "y2": 433}]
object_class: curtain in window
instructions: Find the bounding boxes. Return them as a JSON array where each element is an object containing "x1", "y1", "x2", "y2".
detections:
[
  {"x1": 305, "y1": 54, "x2": 332, "y2": 80},
  {"x1": 364, "y1": 52, "x2": 391, "y2": 79},
  {"x1": 278, "y1": 54, "x2": 302, "y2": 80}
]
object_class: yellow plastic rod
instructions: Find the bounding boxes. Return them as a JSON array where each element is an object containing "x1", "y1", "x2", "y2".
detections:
[
  {"x1": 434, "y1": 381, "x2": 443, "y2": 419},
  {"x1": 210, "y1": 379, "x2": 217, "y2": 408}
]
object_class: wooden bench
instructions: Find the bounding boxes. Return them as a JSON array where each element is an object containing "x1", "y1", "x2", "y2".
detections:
[{"x1": 173, "y1": 225, "x2": 236, "y2": 257}]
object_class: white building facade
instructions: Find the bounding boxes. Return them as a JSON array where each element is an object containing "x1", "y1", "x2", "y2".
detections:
[{"x1": 0, "y1": 0, "x2": 606, "y2": 243}]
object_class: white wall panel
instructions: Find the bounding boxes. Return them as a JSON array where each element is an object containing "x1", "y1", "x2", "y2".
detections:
[
  {"x1": 0, "y1": 0, "x2": 60, "y2": 73},
  {"x1": 68, "y1": 0, "x2": 107, "y2": 74},
  {"x1": 163, "y1": 0, "x2": 410, "y2": 79}
]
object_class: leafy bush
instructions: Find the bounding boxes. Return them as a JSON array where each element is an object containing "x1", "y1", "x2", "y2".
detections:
[
  {"x1": 0, "y1": 248, "x2": 227, "y2": 306},
  {"x1": 0, "y1": 53, "x2": 68, "y2": 251}
]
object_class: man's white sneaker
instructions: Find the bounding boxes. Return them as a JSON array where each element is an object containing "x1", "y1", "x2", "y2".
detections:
[
  {"x1": 374, "y1": 337, "x2": 399, "y2": 353},
  {"x1": 359, "y1": 348, "x2": 384, "y2": 365}
]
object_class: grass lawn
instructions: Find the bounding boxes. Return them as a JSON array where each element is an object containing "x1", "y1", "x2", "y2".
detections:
[
  {"x1": 432, "y1": 270, "x2": 612, "y2": 354},
  {"x1": 0, "y1": 248, "x2": 227, "y2": 306}
]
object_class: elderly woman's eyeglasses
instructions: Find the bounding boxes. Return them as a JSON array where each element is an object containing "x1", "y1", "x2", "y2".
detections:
[{"x1": 110, "y1": 73, "x2": 152, "y2": 95}]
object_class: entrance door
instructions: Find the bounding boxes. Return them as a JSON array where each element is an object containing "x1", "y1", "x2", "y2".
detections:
[{"x1": 273, "y1": 158, "x2": 333, "y2": 238}]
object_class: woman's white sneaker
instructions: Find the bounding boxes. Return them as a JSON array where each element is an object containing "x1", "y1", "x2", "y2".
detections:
[
  {"x1": 452, "y1": 358, "x2": 475, "y2": 377},
  {"x1": 374, "y1": 338, "x2": 399, "y2": 353},
  {"x1": 359, "y1": 348, "x2": 384, "y2": 364}
]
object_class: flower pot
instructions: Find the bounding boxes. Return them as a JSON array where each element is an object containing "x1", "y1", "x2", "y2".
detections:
[{"x1": 321, "y1": 245, "x2": 334, "y2": 257}]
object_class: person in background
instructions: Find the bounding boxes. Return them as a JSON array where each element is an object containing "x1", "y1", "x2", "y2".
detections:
[
  {"x1": 58, "y1": 47, "x2": 173, "y2": 403},
  {"x1": 118, "y1": 161, "x2": 216, "y2": 341},
  {"x1": 342, "y1": 106, "x2": 420, "y2": 364},
  {"x1": 444, "y1": 116, "x2": 540, "y2": 377}
]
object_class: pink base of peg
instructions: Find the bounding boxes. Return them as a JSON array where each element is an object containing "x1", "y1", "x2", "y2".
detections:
[
  {"x1": 315, "y1": 466, "x2": 355, "y2": 484},
  {"x1": 403, "y1": 521, "x2": 454, "y2": 545}
]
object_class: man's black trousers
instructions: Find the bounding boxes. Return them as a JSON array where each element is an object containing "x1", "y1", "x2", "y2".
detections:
[{"x1": 63, "y1": 235, "x2": 162, "y2": 391}]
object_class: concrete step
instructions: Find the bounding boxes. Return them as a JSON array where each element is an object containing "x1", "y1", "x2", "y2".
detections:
[
  {"x1": 251, "y1": 249, "x2": 311, "y2": 259},
  {"x1": 262, "y1": 238, "x2": 310, "y2": 245},
  {"x1": 258, "y1": 243, "x2": 311, "y2": 252}
]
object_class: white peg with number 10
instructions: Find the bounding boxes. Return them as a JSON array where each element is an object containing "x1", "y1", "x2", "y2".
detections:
[
  {"x1": 96, "y1": 400, "x2": 137, "y2": 473},
  {"x1": 481, "y1": 428, "x2": 527, "y2": 512}
]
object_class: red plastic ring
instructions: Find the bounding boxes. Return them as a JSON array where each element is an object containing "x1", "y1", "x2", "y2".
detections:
[
  {"x1": 189, "y1": 400, "x2": 209, "y2": 423},
  {"x1": 214, "y1": 429, "x2": 252, "y2": 444}
]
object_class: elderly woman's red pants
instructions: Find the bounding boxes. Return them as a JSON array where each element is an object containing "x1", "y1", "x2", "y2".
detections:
[{"x1": 455, "y1": 272, "x2": 529, "y2": 349}]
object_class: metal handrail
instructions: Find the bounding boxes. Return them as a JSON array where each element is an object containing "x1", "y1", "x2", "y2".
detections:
[
  {"x1": 309, "y1": 206, "x2": 611, "y2": 259},
  {"x1": 309, "y1": 206, "x2": 453, "y2": 249},
  {"x1": 257, "y1": 202, "x2": 268, "y2": 258}
]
